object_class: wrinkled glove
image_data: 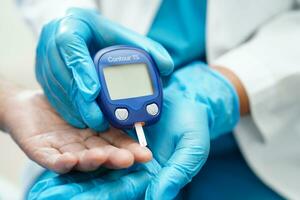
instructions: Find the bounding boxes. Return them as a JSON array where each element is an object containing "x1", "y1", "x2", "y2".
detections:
[
  {"x1": 28, "y1": 62, "x2": 239, "y2": 200},
  {"x1": 144, "y1": 62, "x2": 239, "y2": 199},
  {"x1": 36, "y1": 8, "x2": 174, "y2": 131}
]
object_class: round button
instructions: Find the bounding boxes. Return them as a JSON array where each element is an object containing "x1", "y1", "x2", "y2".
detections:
[
  {"x1": 146, "y1": 103, "x2": 159, "y2": 116},
  {"x1": 115, "y1": 108, "x2": 129, "y2": 120}
]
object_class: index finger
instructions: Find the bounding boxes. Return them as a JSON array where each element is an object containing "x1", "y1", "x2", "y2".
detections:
[{"x1": 66, "y1": 8, "x2": 174, "y2": 76}]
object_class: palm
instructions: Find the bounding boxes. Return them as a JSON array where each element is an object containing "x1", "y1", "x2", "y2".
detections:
[
  {"x1": 6, "y1": 91, "x2": 152, "y2": 173},
  {"x1": 27, "y1": 89, "x2": 210, "y2": 199}
]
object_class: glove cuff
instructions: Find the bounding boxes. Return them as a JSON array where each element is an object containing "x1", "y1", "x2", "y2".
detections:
[
  {"x1": 168, "y1": 62, "x2": 240, "y2": 139},
  {"x1": 208, "y1": 65, "x2": 240, "y2": 139}
]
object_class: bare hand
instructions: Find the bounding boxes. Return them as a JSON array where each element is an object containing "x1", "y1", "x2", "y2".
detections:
[{"x1": 2, "y1": 90, "x2": 152, "y2": 173}]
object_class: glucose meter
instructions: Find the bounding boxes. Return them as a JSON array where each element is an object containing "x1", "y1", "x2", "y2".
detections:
[{"x1": 94, "y1": 45, "x2": 162, "y2": 146}]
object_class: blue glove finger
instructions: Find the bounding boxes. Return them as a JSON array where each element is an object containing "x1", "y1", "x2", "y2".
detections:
[
  {"x1": 71, "y1": 170, "x2": 151, "y2": 200},
  {"x1": 55, "y1": 17, "x2": 100, "y2": 102},
  {"x1": 37, "y1": 56, "x2": 85, "y2": 128},
  {"x1": 46, "y1": 36, "x2": 73, "y2": 97},
  {"x1": 145, "y1": 100, "x2": 210, "y2": 200},
  {"x1": 74, "y1": 91, "x2": 109, "y2": 132},
  {"x1": 39, "y1": 19, "x2": 72, "y2": 95},
  {"x1": 94, "y1": 19, "x2": 174, "y2": 76},
  {"x1": 40, "y1": 21, "x2": 108, "y2": 131},
  {"x1": 37, "y1": 20, "x2": 85, "y2": 127},
  {"x1": 31, "y1": 169, "x2": 130, "y2": 200},
  {"x1": 53, "y1": 17, "x2": 109, "y2": 131},
  {"x1": 66, "y1": 8, "x2": 174, "y2": 76},
  {"x1": 28, "y1": 168, "x2": 109, "y2": 200},
  {"x1": 38, "y1": 43, "x2": 85, "y2": 128},
  {"x1": 44, "y1": 48, "x2": 84, "y2": 123},
  {"x1": 36, "y1": 181, "x2": 103, "y2": 200}
]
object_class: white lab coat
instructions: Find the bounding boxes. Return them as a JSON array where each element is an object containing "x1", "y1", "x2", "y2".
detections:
[{"x1": 18, "y1": 0, "x2": 300, "y2": 198}]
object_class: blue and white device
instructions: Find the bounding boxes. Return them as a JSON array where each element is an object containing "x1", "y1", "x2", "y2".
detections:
[{"x1": 94, "y1": 46, "x2": 162, "y2": 145}]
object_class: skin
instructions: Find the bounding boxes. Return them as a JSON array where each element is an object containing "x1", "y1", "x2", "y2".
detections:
[
  {"x1": 0, "y1": 79, "x2": 152, "y2": 173},
  {"x1": 0, "y1": 66, "x2": 248, "y2": 174},
  {"x1": 213, "y1": 66, "x2": 250, "y2": 116}
]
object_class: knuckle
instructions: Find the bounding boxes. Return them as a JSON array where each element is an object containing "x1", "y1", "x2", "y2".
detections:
[
  {"x1": 54, "y1": 18, "x2": 78, "y2": 47},
  {"x1": 55, "y1": 17, "x2": 90, "y2": 49},
  {"x1": 147, "y1": 38, "x2": 164, "y2": 53},
  {"x1": 39, "y1": 20, "x2": 55, "y2": 38},
  {"x1": 55, "y1": 29, "x2": 73, "y2": 48}
]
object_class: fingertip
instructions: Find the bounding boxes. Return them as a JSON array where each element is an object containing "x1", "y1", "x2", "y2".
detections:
[
  {"x1": 53, "y1": 153, "x2": 78, "y2": 174},
  {"x1": 76, "y1": 99, "x2": 108, "y2": 132},
  {"x1": 86, "y1": 148, "x2": 108, "y2": 170},
  {"x1": 62, "y1": 113, "x2": 86, "y2": 129},
  {"x1": 75, "y1": 148, "x2": 109, "y2": 172},
  {"x1": 116, "y1": 149, "x2": 135, "y2": 168},
  {"x1": 128, "y1": 144, "x2": 153, "y2": 163},
  {"x1": 159, "y1": 54, "x2": 174, "y2": 76},
  {"x1": 137, "y1": 147, "x2": 153, "y2": 163},
  {"x1": 92, "y1": 118, "x2": 109, "y2": 133},
  {"x1": 148, "y1": 42, "x2": 174, "y2": 76},
  {"x1": 107, "y1": 149, "x2": 134, "y2": 169}
]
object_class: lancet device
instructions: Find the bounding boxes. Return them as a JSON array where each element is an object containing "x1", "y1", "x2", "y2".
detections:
[{"x1": 94, "y1": 45, "x2": 162, "y2": 146}]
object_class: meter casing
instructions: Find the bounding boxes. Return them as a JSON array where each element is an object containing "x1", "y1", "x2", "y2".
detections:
[{"x1": 94, "y1": 45, "x2": 163, "y2": 129}]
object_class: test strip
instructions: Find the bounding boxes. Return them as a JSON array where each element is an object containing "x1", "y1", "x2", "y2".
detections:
[{"x1": 134, "y1": 122, "x2": 147, "y2": 147}]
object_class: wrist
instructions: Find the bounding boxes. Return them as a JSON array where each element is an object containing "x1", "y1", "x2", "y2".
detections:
[
  {"x1": 211, "y1": 66, "x2": 250, "y2": 116},
  {"x1": 0, "y1": 80, "x2": 23, "y2": 132},
  {"x1": 169, "y1": 63, "x2": 240, "y2": 136}
]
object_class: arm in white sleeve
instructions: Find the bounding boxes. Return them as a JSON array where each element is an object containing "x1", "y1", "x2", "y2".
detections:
[
  {"x1": 214, "y1": 9, "x2": 300, "y2": 142},
  {"x1": 16, "y1": 0, "x2": 98, "y2": 37}
]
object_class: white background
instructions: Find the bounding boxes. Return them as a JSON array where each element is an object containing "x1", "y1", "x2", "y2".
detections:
[{"x1": 0, "y1": 0, "x2": 38, "y2": 195}]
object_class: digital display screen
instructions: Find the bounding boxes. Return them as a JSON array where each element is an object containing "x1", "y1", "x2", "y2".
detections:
[{"x1": 103, "y1": 63, "x2": 154, "y2": 100}]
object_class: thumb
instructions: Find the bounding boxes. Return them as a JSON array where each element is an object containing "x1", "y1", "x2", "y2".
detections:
[
  {"x1": 146, "y1": 109, "x2": 210, "y2": 200},
  {"x1": 67, "y1": 8, "x2": 174, "y2": 76}
]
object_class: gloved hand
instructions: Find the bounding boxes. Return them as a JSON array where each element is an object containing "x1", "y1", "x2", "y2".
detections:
[
  {"x1": 28, "y1": 62, "x2": 239, "y2": 200},
  {"x1": 144, "y1": 62, "x2": 239, "y2": 199},
  {"x1": 36, "y1": 8, "x2": 174, "y2": 131}
]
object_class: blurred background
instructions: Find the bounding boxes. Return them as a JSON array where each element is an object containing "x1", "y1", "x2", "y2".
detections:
[{"x1": 0, "y1": 0, "x2": 38, "y2": 197}]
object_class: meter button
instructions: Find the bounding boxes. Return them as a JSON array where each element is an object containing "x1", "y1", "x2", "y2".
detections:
[
  {"x1": 115, "y1": 108, "x2": 128, "y2": 121},
  {"x1": 146, "y1": 103, "x2": 159, "y2": 116}
]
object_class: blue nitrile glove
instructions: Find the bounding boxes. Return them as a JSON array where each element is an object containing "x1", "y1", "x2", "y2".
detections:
[
  {"x1": 27, "y1": 165, "x2": 156, "y2": 200},
  {"x1": 143, "y1": 62, "x2": 239, "y2": 199},
  {"x1": 36, "y1": 8, "x2": 174, "y2": 131},
  {"x1": 28, "y1": 62, "x2": 239, "y2": 200}
]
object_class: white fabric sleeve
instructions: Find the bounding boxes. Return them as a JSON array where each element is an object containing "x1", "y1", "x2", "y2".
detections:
[
  {"x1": 214, "y1": 10, "x2": 300, "y2": 143},
  {"x1": 17, "y1": 0, "x2": 98, "y2": 37},
  {"x1": 213, "y1": 10, "x2": 300, "y2": 198}
]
